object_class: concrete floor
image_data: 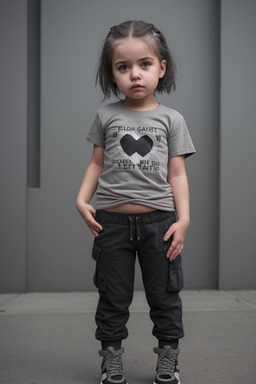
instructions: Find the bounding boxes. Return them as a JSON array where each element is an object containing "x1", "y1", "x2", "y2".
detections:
[{"x1": 0, "y1": 290, "x2": 256, "y2": 384}]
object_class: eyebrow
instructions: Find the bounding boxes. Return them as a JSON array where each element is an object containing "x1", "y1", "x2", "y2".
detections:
[
  {"x1": 139, "y1": 56, "x2": 155, "y2": 62},
  {"x1": 114, "y1": 56, "x2": 155, "y2": 66}
]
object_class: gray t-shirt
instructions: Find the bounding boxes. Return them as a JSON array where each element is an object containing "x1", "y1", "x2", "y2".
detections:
[{"x1": 87, "y1": 101, "x2": 195, "y2": 211}]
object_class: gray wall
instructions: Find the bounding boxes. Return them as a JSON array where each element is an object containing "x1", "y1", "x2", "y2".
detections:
[
  {"x1": 0, "y1": 0, "x2": 27, "y2": 292},
  {"x1": 0, "y1": 0, "x2": 255, "y2": 293},
  {"x1": 219, "y1": 0, "x2": 256, "y2": 289}
]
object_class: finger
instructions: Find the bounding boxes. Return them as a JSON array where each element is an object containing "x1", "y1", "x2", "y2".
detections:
[
  {"x1": 167, "y1": 242, "x2": 183, "y2": 261},
  {"x1": 86, "y1": 216, "x2": 103, "y2": 232},
  {"x1": 170, "y1": 246, "x2": 183, "y2": 262},
  {"x1": 93, "y1": 220, "x2": 103, "y2": 232},
  {"x1": 166, "y1": 245, "x2": 176, "y2": 260},
  {"x1": 92, "y1": 229, "x2": 100, "y2": 237},
  {"x1": 91, "y1": 225, "x2": 103, "y2": 236},
  {"x1": 163, "y1": 224, "x2": 176, "y2": 241},
  {"x1": 88, "y1": 225, "x2": 101, "y2": 238}
]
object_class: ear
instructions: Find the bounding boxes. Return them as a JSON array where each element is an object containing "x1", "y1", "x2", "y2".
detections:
[{"x1": 159, "y1": 59, "x2": 167, "y2": 79}]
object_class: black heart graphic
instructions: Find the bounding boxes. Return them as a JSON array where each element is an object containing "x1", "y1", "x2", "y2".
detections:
[{"x1": 120, "y1": 134, "x2": 153, "y2": 157}]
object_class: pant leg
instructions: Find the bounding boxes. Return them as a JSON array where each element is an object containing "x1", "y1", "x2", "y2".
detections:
[
  {"x1": 92, "y1": 210, "x2": 136, "y2": 343},
  {"x1": 137, "y1": 211, "x2": 184, "y2": 342}
]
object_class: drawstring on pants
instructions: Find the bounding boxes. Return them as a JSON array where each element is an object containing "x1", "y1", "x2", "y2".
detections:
[
  {"x1": 128, "y1": 216, "x2": 141, "y2": 241},
  {"x1": 128, "y1": 217, "x2": 133, "y2": 241},
  {"x1": 136, "y1": 217, "x2": 141, "y2": 241}
]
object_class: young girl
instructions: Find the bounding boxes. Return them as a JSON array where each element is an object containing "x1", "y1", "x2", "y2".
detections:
[{"x1": 77, "y1": 20, "x2": 195, "y2": 384}]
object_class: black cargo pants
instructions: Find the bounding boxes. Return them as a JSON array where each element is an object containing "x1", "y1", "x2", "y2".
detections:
[{"x1": 92, "y1": 209, "x2": 184, "y2": 344}]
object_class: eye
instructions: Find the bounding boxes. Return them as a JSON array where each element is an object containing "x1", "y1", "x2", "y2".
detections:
[
  {"x1": 118, "y1": 64, "x2": 129, "y2": 72},
  {"x1": 141, "y1": 61, "x2": 151, "y2": 68}
]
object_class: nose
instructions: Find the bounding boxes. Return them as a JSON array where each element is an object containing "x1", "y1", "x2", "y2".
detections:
[{"x1": 130, "y1": 67, "x2": 141, "y2": 81}]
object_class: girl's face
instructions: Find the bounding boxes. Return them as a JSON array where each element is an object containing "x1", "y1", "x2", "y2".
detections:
[{"x1": 112, "y1": 37, "x2": 166, "y2": 108}]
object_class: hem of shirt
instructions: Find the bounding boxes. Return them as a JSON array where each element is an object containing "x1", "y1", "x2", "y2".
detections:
[
  {"x1": 94, "y1": 201, "x2": 175, "y2": 212},
  {"x1": 169, "y1": 148, "x2": 196, "y2": 158},
  {"x1": 86, "y1": 136, "x2": 105, "y2": 147}
]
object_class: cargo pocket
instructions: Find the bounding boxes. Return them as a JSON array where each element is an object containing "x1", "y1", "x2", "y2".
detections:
[
  {"x1": 167, "y1": 255, "x2": 184, "y2": 292},
  {"x1": 92, "y1": 245, "x2": 108, "y2": 294}
]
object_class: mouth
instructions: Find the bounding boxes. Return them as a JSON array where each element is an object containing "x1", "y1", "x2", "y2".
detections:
[{"x1": 131, "y1": 84, "x2": 144, "y2": 90}]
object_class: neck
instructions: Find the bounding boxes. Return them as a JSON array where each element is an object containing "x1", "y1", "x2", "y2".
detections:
[{"x1": 122, "y1": 97, "x2": 160, "y2": 111}]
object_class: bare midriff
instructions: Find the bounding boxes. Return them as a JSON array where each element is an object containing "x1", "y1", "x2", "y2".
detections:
[{"x1": 104, "y1": 203, "x2": 156, "y2": 214}]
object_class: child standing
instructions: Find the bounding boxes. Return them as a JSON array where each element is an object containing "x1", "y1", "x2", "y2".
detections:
[{"x1": 77, "y1": 20, "x2": 195, "y2": 384}]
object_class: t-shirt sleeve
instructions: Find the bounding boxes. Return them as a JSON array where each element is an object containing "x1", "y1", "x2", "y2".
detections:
[
  {"x1": 168, "y1": 113, "x2": 196, "y2": 158},
  {"x1": 86, "y1": 112, "x2": 105, "y2": 148}
]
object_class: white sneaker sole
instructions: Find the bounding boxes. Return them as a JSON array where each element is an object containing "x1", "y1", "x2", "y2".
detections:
[
  {"x1": 153, "y1": 380, "x2": 180, "y2": 384},
  {"x1": 101, "y1": 381, "x2": 128, "y2": 384},
  {"x1": 153, "y1": 376, "x2": 180, "y2": 384}
]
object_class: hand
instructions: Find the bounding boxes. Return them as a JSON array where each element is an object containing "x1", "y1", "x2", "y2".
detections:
[
  {"x1": 79, "y1": 203, "x2": 103, "y2": 237},
  {"x1": 164, "y1": 220, "x2": 189, "y2": 262}
]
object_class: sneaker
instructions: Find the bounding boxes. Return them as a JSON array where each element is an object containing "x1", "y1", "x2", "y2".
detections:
[
  {"x1": 153, "y1": 346, "x2": 180, "y2": 384},
  {"x1": 99, "y1": 347, "x2": 127, "y2": 384}
]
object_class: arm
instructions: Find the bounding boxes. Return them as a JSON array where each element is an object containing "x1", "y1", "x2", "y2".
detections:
[
  {"x1": 76, "y1": 145, "x2": 104, "y2": 237},
  {"x1": 164, "y1": 155, "x2": 190, "y2": 261}
]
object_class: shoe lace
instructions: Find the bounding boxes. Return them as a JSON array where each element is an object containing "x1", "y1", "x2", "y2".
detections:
[
  {"x1": 154, "y1": 347, "x2": 179, "y2": 377},
  {"x1": 99, "y1": 347, "x2": 124, "y2": 379}
]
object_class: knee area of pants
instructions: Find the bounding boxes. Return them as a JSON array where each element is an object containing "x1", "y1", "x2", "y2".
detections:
[
  {"x1": 110, "y1": 291, "x2": 133, "y2": 308},
  {"x1": 147, "y1": 290, "x2": 180, "y2": 308}
]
